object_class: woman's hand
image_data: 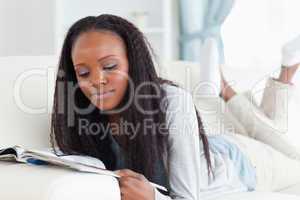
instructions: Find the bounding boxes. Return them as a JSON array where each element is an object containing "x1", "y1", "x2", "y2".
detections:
[{"x1": 115, "y1": 169, "x2": 155, "y2": 200}]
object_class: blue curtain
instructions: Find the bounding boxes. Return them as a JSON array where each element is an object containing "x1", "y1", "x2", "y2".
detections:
[{"x1": 179, "y1": 0, "x2": 235, "y2": 63}]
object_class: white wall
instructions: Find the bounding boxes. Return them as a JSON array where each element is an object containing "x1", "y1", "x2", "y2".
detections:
[
  {"x1": 222, "y1": 0, "x2": 300, "y2": 70},
  {"x1": 221, "y1": 0, "x2": 300, "y2": 147},
  {"x1": 0, "y1": 0, "x2": 55, "y2": 57},
  {"x1": 0, "y1": 0, "x2": 177, "y2": 59},
  {"x1": 56, "y1": 0, "x2": 163, "y2": 28},
  {"x1": 221, "y1": 0, "x2": 300, "y2": 95},
  {"x1": 56, "y1": 0, "x2": 163, "y2": 55}
]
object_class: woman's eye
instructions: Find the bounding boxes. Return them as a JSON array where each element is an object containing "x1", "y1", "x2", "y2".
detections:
[
  {"x1": 77, "y1": 69, "x2": 90, "y2": 77},
  {"x1": 103, "y1": 64, "x2": 117, "y2": 70}
]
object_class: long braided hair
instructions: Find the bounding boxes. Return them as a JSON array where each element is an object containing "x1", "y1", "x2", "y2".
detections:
[{"x1": 51, "y1": 14, "x2": 212, "y2": 183}]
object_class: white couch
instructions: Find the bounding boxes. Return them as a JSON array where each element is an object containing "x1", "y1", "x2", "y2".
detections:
[{"x1": 0, "y1": 56, "x2": 299, "y2": 200}]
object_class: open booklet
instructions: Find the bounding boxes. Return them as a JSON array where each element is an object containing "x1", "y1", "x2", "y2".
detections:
[
  {"x1": 0, "y1": 145, "x2": 118, "y2": 177},
  {"x1": 0, "y1": 145, "x2": 168, "y2": 192}
]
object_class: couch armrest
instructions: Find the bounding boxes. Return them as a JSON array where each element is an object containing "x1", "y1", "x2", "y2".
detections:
[
  {"x1": 0, "y1": 162, "x2": 121, "y2": 200},
  {"x1": 278, "y1": 183, "x2": 300, "y2": 196},
  {"x1": 212, "y1": 191, "x2": 300, "y2": 200}
]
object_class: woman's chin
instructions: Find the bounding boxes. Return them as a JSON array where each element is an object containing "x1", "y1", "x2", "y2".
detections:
[{"x1": 92, "y1": 101, "x2": 118, "y2": 112}]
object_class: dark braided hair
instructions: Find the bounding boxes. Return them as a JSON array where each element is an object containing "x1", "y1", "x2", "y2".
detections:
[{"x1": 51, "y1": 14, "x2": 212, "y2": 183}]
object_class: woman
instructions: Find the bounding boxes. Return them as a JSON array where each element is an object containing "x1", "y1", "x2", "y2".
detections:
[
  {"x1": 51, "y1": 14, "x2": 300, "y2": 200},
  {"x1": 51, "y1": 14, "x2": 211, "y2": 200}
]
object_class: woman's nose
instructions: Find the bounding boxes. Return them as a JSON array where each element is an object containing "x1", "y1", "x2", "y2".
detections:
[{"x1": 91, "y1": 70, "x2": 108, "y2": 86}]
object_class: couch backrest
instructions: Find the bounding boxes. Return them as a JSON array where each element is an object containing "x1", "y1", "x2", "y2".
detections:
[
  {"x1": 1, "y1": 57, "x2": 299, "y2": 149},
  {"x1": 0, "y1": 58, "x2": 205, "y2": 149},
  {"x1": 158, "y1": 60, "x2": 300, "y2": 148},
  {"x1": 0, "y1": 56, "x2": 57, "y2": 148},
  {"x1": 157, "y1": 60, "x2": 275, "y2": 94},
  {"x1": 157, "y1": 60, "x2": 201, "y2": 92}
]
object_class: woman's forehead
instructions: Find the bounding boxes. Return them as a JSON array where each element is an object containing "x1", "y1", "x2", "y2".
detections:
[{"x1": 71, "y1": 31, "x2": 127, "y2": 61}]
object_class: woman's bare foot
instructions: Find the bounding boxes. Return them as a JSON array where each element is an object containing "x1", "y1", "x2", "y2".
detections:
[
  {"x1": 277, "y1": 64, "x2": 300, "y2": 84},
  {"x1": 220, "y1": 72, "x2": 236, "y2": 102}
]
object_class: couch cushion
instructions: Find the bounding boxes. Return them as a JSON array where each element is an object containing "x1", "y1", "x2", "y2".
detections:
[{"x1": 0, "y1": 162, "x2": 120, "y2": 200}]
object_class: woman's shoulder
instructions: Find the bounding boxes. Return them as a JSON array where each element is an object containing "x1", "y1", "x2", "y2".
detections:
[
  {"x1": 160, "y1": 83, "x2": 195, "y2": 113},
  {"x1": 160, "y1": 84, "x2": 201, "y2": 167},
  {"x1": 160, "y1": 83, "x2": 199, "y2": 142},
  {"x1": 161, "y1": 83, "x2": 190, "y2": 96}
]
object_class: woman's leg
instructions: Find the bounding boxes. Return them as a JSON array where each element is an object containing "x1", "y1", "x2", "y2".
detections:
[
  {"x1": 221, "y1": 73, "x2": 300, "y2": 160},
  {"x1": 195, "y1": 38, "x2": 251, "y2": 137},
  {"x1": 220, "y1": 55, "x2": 300, "y2": 160},
  {"x1": 277, "y1": 64, "x2": 300, "y2": 84},
  {"x1": 222, "y1": 33, "x2": 300, "y2": 101},
  {"x1": 199, "y1": 33, "x2": 300, "y2": 192},
  {"x1": 217, "y1": 70, "x2": 300, "y2": 191},
  {"x1": 224, "y1": 133, "x2": 300, "y2": 192},
  {"x1": 198, "y1": 37, "x2": 221, "y2": 97},
  {"x1": 228, "y1": 34, "x2": 300, "y2": 116},
  {"x1": 222, "y1": 65, "x2": 299, "y2": 128},
  {"x1": 259, "y1": 65, "x2": 299, "y2": 131}
]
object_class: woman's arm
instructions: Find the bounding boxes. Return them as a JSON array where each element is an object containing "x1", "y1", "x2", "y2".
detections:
[
  {"x1": 155, "y1": 85, "x2": 202, "y2": 200},
  {"x1": 116, "y1": 85, "x2": 203, "y2": 200}
]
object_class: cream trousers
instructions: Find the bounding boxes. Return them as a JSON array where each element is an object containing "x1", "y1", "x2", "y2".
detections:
[{"x1": 195, "y1": 78, "x2": 300, "y2": 192}]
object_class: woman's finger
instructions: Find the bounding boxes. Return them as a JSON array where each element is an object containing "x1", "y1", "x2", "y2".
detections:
[{"x1": 115, "y1": 169, "x2": 147, "y2": 181}]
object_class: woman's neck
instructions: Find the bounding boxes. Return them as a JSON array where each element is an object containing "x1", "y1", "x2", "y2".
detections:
[
  {"x1": 108, "y1": 113, "x2": 127, "y2": 149},
  {"x1": 108, "y1": 114, "x2": 121, "y2": 136}
]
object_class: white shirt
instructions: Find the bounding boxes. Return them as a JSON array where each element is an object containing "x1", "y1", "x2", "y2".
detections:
[
  {"x1": 155, "y1": 84, "x2": 202, "y2": 200},
  {"x1": 156, "y1": 84, "x2": 248, "y2": 200}
]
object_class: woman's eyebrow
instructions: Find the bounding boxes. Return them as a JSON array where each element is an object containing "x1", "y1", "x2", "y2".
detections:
[
  {"x1": 74, "y1": 55, "x2": 116, "y2": 67},
  {"x1": 97, "y1": 55, "x2": 116, "y2": 62}
]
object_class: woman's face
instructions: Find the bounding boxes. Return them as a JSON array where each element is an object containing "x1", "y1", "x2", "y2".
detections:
[{"x1": 71, "y1": 31, "x2": 129, "y2": 111}]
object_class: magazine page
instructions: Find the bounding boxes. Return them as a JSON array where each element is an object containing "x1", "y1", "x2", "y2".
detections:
[
  {"x1": 25, "y1": 152, "x2": 119, "y2": 177},
  {"x1": 20, "y1": 148, "x2": 119, "y2": 177},
  {"x1": 0, "y1": 146, "x2": 24, "y2": 162},
  {"x1": 0, "y1": 146, "x2": 118, "y2": 177}
]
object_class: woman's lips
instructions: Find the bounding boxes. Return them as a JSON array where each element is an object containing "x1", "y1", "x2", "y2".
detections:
[{"x1": 92, "y1": 90, "x2": 115, "y2": 100}]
